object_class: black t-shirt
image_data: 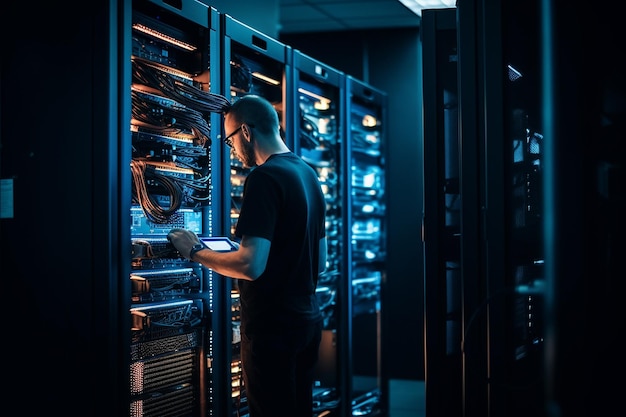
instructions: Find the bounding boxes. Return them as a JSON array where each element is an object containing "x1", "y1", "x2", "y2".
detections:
[{"x1": 235, "y1": 152, "x2": 326, "y2": 333}]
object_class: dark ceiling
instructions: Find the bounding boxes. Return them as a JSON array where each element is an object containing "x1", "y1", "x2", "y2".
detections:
[{"x1": 278, "y1": 0, "x2": 422, "y2": 34}]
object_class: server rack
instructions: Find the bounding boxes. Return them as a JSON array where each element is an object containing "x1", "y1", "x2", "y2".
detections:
[
  {"x1": 290, "y1": 49, "x2": 347, "y2": 417},
  {"x1": 345, "y1": 76, "x2": 388, "y2": 417},
  {"x1": 129, "y1": 1, "x2": 228, "y2": 416},
  {"x1": 2, "y1": 2, "x2": 132, "y2": 415},
  {"x1": 489, "y1": 3, "x2": 545, "y2": 415},
  {"x1": 422, "y1": 3, "x2": 546, "y2": 416},
  {"x1": 219, "y1": 15, "x2": 291, "y2": 416},
  {"x1": 1, "y1": 3, "x2": 391, "y2": 415},
  {"x1": 458, "y1": 1, "x2": 546, "y2": 415},
  {"x1": 421, "y1": 8, "x2": 463, "y2": 417},
  {"x1": 544, "y1": 3, "x2": 625, "y2": 416}
]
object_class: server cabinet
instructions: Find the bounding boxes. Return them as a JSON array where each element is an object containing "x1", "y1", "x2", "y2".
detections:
[
  {"x1": 544, "y1": 3, "x2": 625, "y2": 416},
  {"x1": 290, "y1": 49, "x2": 346, "y2": 417},
  {"x1": 2, "y1": 2, "x2": 131, "y2": 415},
  {"x1": 422, "y1": 3, "x2": 546, "y2": 417},
  {"x1": 129, "y1": 1, "x2": 229, "y2": 416},
  {"x1": 487, "y1": 3, "x2": 545, "y2": 415},
  {"x1": 219, "y1": 15, "x2": 291, "y2": 416},
  {"x1": 421, "y1": 8, "x2": 463, "y2": 417},
  {"x1": 345, "y1": 76, "x2": 388, "y2": 417},
  {"x1": 458, "y1": 1, "x2": 546, "y2": 415}
]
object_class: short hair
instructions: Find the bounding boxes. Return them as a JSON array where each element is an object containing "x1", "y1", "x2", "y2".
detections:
[{"x1": 226, "y1": 95, "x2": 279, "y2": 135}]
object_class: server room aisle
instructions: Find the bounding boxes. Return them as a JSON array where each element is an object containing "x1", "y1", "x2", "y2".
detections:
[{"x1": 388, "y1": 379, "x2": 425, "y2": 417}]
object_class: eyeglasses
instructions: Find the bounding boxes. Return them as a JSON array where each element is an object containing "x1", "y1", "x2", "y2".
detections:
[
  {"x1": 223, "y1": 123, "x2": 255, "y2": 147},
  {"x1": 223, "y1": 125, "x2": 243, "y2": 148}
]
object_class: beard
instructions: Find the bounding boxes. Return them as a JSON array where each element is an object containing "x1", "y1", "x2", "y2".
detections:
[{"x1": 237, "y1": 137, "x2": 256, "y2": 168}]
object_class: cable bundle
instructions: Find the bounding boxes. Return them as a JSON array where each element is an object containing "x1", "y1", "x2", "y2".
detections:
[
  {"x1": 129, "y1": 58, "x2": 231, "y2": 218},
  {"x1": 131, "y1": 90, "x2": 212, "y2": 147},
  {"x1": 230, "y1": 55, "x2": 252, "y2": 93},
  {"x1": 131, "y1": 159, "x2": 182, "y2": 223},
  {"x1": 132, "y1": 57, "x2": 231, "y2": 114},
  {"x1": 131, "y1": 129, "x2": 210, "y2": 174}
]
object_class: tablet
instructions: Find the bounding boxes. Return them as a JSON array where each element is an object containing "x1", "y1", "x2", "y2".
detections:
[{"x1": 200, "y1": 236, "x2": 239, "y2": 252}]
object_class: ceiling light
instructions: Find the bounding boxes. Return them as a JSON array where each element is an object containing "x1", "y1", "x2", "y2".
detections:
[{"x1": 398, "y1": 0, "x2": 457, "y2": 17}]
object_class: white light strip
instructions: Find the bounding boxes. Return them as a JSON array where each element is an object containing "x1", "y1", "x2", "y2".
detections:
[
  {"x1": 130, "y1": 299, "x2": 192, "y2": 312},
  {"x1": 251, "y1": 72, "x2": 281, "y2": 86},
  {"x1": 298, "y1": 87, "x2": 329, "y2": 103},
  {"x1": 299, "y1": 87, "x2": 331, "y2": 105},
  {"x1": 299, "y1": 88, "x2": 331, "y2": 110},
  {"x1": 132, "y1": 23, "x2": 197, "y2": 51},
  {"x1": 398, "y1": 0, "x2": 456, "y2": 17}
]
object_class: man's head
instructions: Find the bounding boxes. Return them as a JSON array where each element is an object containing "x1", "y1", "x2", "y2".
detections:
[{"x1": 223, "y1": 95, "x2": 285, "y2": 167}]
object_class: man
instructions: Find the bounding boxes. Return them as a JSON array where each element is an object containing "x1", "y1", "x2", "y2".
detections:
[{"x1": 167, "y1": 94, "x2": 327, "y2": 417}]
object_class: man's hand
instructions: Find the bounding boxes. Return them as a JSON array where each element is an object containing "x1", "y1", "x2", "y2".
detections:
[{"x1": 167, "y1": 228, "x2": 201, "y2": 260}]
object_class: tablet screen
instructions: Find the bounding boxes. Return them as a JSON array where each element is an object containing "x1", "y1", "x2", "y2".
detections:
[{"x1": 200, "y1": 237, "x2": 237, "y2": 252}]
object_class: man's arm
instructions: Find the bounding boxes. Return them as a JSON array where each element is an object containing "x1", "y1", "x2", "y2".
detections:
[{"x1": 167, "y1": 228, "x2": 270, "y2": 281}]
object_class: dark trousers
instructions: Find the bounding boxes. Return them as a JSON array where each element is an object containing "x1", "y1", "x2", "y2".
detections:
[{"x1": 241, "y1": 320, "x2": 323, "y2": 417}]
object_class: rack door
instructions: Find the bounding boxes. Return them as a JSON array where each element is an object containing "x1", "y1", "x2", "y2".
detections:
[
  {"x1": 421, "y1": 8, "x2": 463, "y2": 417},
  {"x1": 220, "y1": 14, "x2": 291, "y2": 416},
  {"x1": 291, "y1": 49, "x2": 346, "y2": 417},
  {"x1": 346, "y1": 76, "x2": 388, "y2": 417},
  {"x1": 422, "y1": 3, "x2": 547, "y2": 416},
  {"x1": 129, "y1": 1, "x2": 226, "y2": 415}
]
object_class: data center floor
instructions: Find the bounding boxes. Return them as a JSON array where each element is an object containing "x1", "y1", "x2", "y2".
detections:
[{"x1": 389, "y1": 379, "x2": 425, "y2": 417}]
